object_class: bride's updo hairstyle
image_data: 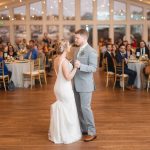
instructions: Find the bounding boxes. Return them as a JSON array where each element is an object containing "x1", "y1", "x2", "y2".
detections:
[{"x1": 57, "y1": 39, "x2": 69, "y2": 55}]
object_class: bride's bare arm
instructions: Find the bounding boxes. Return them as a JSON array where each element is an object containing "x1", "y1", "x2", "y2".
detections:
[{"x1": 62, "y1": 60, "x2": 77, "y2": 81}]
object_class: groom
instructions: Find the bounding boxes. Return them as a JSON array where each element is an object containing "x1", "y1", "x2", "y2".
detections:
[{"x1": 73, "y1": 29, "x2": 98, "y2": 142}]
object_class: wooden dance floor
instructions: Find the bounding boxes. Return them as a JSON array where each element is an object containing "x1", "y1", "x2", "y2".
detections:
[{"x1": 0, "y1": 69, "x2": 150, "y2": 150}]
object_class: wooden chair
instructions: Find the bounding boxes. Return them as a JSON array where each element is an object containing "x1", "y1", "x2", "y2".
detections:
[
  {"x1": 146, "y1": 59, "x2": 150, "y2": 92},
  {"x1": 147, "y1": 75, "x2": 150, "y2": 92},
  {"x1": 103, "y1": 58, "x2": 115, "y2": 88},
  {"x1": 39, "y1": 56, "x2": 47, "y2": 84},
  {"x1": 22, "y1": 58, "x2": 42, "y2": 89},
  {"x1": 46, "y1": 49, "x2": 58, "y2": 73},
  {"x1": 0, "y1": 61, "x2": 9, "y2": 91},
  {"x1": 113, "y1": 59, "x2": 128, "y2": 91}
]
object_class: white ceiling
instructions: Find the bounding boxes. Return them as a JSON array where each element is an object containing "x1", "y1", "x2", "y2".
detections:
[{"x1": 0, "y1": 0, "x2": 150, "y2": 9}]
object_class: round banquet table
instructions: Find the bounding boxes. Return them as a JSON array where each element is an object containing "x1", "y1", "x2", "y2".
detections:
[
  {"x1": 128, "y1": 60, "x2": 147, "y2": 89},
  {"x1": 6, "y1": 60, "x2": 32, "y2": 88}
]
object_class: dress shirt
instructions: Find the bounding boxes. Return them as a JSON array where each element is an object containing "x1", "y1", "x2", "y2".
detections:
[{"x1": 141, "y1": 47, "x2": 145, "y2": 55}]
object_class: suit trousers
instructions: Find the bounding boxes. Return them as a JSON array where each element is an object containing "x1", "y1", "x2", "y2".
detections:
[
  {"x1": 125, "y1": 68, "x2": 137, "y2": 86},
  {"x1": 74, "y1": 88, "x2": 96, "y2": 136}
]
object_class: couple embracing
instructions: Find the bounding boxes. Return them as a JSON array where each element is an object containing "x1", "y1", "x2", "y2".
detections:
[{"x1": 48, "y1": 29, "x2": 98, "y2": 144}]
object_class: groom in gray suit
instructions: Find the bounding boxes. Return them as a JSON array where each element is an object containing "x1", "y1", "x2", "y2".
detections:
[{"x1": 73, "y1": 29, "x2": 98, "y2": 142}]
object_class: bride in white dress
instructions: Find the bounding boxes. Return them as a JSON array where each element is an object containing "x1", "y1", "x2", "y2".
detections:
[{"x1": 48, "y1": 40, "x2": 82, "y2": 144}]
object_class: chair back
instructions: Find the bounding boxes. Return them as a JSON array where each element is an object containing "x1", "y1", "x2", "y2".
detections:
[
  {"x1": 103, "y1": 58, "x2": 108, "y2": 72},
  {"x1": 33, "y1": 58, "x2": 40, "y2": 71},
  {"x1": 0, "y1": 61, "x2": 4, "y2": 76},
  {"x1": 113, "y1": 59, "x2": 125, "y2": 75},
  {"x1": 28, "y1": 58, "x2": 40, "y2": 74}
]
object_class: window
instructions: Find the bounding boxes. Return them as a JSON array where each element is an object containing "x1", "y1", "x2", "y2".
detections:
[
  {"x1": 30, "y1": 25, "x2": 43, "y2": 40},
  {"x1": 14, "y1": 25, "x2": 26, "y2": 41},
  {"x1": 63, "y1": 25, "x2": 75, "y2": 44},
  {"x1": 147, "y1": 9, "x2": 150, "y2": 20},
  {"x1": 81, "y1": 25, "x2": 93, "y2": 46},
  {"x1": 80, "y1": 0, "x2": 93, "y2": 20},
  {"x1": 30, "y1": 1, "x2": 42, "y2": 20},
  {"x1": 130, "y1": 5, "x2": 144, "y2": 20},
  {"x1": 47, "y1": 25, "x2": 59, "y2": 40},
  {"x1": 46, "y1": 0, "x2": 59, "y2": 20},
  {"x1": 148, "y1": 25, "x2": 150, "y2": 46},
  {"x1": 114, "y1": 1, "x2": 126, "y2": 20},
  {"x1": 0, "y1": 9, "x2": 9, "y2": 20},
  {"x1": 63, "y1": 0, "x2": 75, "y2": 20},
  {"x1": 0, "y1": 26, "x2": 10, "y2": 42},
  {"x1": 97, "y1": 0, "x2": 110, "y2": 20},
  {"x1": 97, "y1": 25, "x2": 110, "y2": 42},
  {"x1": 14, "y1": 5, "x2": 26, "y2": 20},
  {"x1": 131, "y1": 25, "x2": 143, "y2": 45},
  {"x1": 114, "y1": 25, "x2": 126, "y2": 43}
]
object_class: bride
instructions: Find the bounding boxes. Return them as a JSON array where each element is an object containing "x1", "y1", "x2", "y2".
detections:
[{"x1": 48, "y1": 39, "x2": 82, "y2": 144}]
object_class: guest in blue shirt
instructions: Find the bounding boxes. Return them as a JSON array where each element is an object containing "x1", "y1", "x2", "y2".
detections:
[
  {"x1": 24, "y1": 40, "x2": 38, "y2": 60},
  {"x1": 0, "y1": 50, "x2": 9, "y2": 76}
]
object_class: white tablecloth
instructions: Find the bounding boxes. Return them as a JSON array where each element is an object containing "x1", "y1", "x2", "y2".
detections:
[
  {"x1": 6, "y1": 61, "x2": 31, "y2": 88},
  {"x1": 128, "y1": 61, "x2": 146, "y2": 89}
]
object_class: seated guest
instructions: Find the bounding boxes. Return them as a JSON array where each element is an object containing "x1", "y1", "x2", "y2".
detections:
[
  {"x1": 122, "y1": 40, "x2": 128, "y2": 47},
  {"x1": 37, "y1": 44, "x2": 45, "y2": 69},
  {"x1": 126, "y1": 44, "x2": 133, "y2": 59},
  {"x1": 115, "y1": 44, "x2": 137, "y2": 90},
  {"x1": 136, "y1": 40, "x2": 150, "y2": 58},
  {"x1": 0, "y1": 50, "x2": 11, "y2": 78},
  {"x1": 0, "y1": 44, "x2": 4, "y2": 52},
  {"x1": 8, "y1": 45, "x2": 17, "y2": 58},
  {"x1": 24, "y1": 40, "x2": 38, "y2": 60},
  {"x1": 104, "y1": 44, "x2": 115, "y2": 72},
  {"x1": 112, "y1": 44, "x2": 118, "y2": 56},
  {"x1": 3, "y1": 45, "x2": 8, "y2": 60}
]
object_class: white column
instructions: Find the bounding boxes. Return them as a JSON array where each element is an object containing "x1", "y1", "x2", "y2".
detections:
[
  {"x1": 9, "y1": 7, "x2": 14, "y2": 44},
  {"x1": 42, "y1": 0, "x2": 47, "y2": 34},
  {"x1": 109, "y1": 0, "x2": 114, "y2": 43},
  {"x1": 59, "y1": 0, "x2": 63, "y2": 39},
  {"x1": 93, "y1": 0, "x2": 97, "y2": 49},
  {"x1": 126, "y1": 1, "x2": 131, "y2": 43},
  {"x1": 75, "y1": 0, "x2": 80, "y2": 30},
  {"x1": 143, "y1": 7, "x2": 148, "y2": 43},
  {"x1": 25, "y1": 1, "x2": 30, "y2": 42}
]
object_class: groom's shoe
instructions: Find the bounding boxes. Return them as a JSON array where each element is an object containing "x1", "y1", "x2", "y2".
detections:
[
  {"x1": 82, "y1": 132, "x2": 88, "y2": 135},
  {"x1": 84, "y1": 135, "x2": 97, "y2": 142}
]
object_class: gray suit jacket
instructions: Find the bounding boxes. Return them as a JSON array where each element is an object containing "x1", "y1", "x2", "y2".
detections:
[{"x1": 73, "y1": 44, "x2": 98, "y2": 92}]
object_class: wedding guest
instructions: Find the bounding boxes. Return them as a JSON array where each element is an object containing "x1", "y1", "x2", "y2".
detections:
[
  {"x1": 125, "y1": 44, "x2": 133, "y2": 59},
  {"x1": 24, "y1": 40, "x2": 38, "y2": 60},
  {"x1": 0, "y1": 50, "x2": 11, "y2": 78},
  {"x1": 136, "y1": 40, "x2": 150, "y2": 58},
  {"x1": 112, "y1": 44, "x2": 118, "y2": 56},
  {"x1": 37, "y1": 44, "x2": 45, "y2": 69},
  {"x1": 3, "y1": 44, "x2": 8, "y2": 60},
  {"x1": 104, "y1": 44, "x2": 115, "y2": 72},
  {"x1": 8, "y1": 45, "x2": 17, "y2": 58},
  {"x1": 115, "y1": 44, "x2": 137, "y2": 90}
]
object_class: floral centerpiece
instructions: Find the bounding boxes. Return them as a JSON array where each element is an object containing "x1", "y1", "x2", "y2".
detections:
[
  {"x1": 6, "y1": 55, "x2": 15, "y2": 62},
  {"x1": 17, "y1": 49, "x2": 27, "y2": 60}
]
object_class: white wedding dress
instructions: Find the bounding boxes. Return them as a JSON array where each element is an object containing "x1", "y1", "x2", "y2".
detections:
[{"x1": 48, "y1": 58, "x2": 81, "y2": 144}]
